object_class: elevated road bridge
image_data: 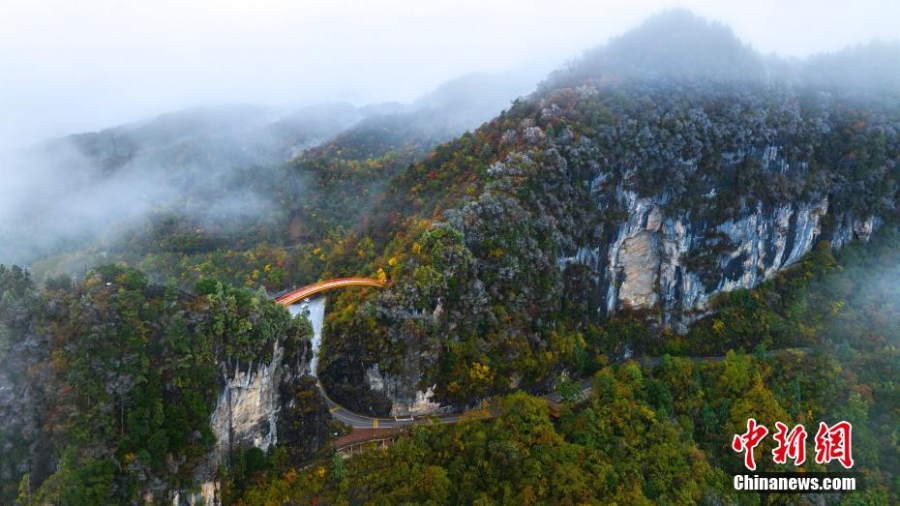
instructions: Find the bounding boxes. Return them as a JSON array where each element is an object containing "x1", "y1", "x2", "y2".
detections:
[{"x1": 275, "y1": 277, "x2": 385, "y2": 306}]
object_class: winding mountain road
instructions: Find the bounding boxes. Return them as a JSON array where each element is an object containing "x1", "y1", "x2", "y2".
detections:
[
  {"x1": 319, "y1": 347, "x2": 811, "y2": 429},
  {"x1": 318, "y1": 381, "x2": 465, "y2": 429},
  {"x1": 275, "y1": 278, "x2": 810, "y2": 433}
]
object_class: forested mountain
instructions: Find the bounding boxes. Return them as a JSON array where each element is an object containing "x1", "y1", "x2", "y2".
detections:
[
  {"x1": 318, "y1": 8, "x2": 900, "y2": 414},
  {"x1": 0, "y1": 69, "x2": 539, "y2": 271},
  {"x1": 309, "y1": 10, "x2": 900, "y2": 502},
  {"x1": 2, "y1": 9, "x2": 899, "y2": 504}
]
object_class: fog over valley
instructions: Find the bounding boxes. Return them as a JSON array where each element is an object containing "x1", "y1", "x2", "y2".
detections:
[
  {"x1": 0, "y1": 67, "x2": 547, "y2": 271},
  {"x1": 2, "y1": 0, "x2": 899, "y2": 152},
  {"x1": 1, "y1": 1, "x2": 898, "y2": 275}
]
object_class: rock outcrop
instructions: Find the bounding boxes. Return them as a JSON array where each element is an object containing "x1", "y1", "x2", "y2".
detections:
[
  {"x1": 594, "y1": 187, "x2": 878, "y2": 331},
  {"x1": 365, "y1": 363, "x2": 442, "y2": 417},
  {"x1": 192, "y1": 309, "x2": 327, "y2": 505}
]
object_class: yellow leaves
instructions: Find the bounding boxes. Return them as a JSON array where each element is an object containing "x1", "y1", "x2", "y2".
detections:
[
  {"x1": 638, "y1": 404, "x2": 657, "y2": 423},
  {"x1": 831, "y1": 300, "x2": 845, "y2": 315},
  {"x1": 412, "y1": 242, "x2": 422, "y2": 255},
  {"x1": 543, "y1": 351, "x2": 556, "y2": 365},
  {"x1": 357, "y1": 236, "x2": 376, "y2": 260},
  {"x1": 336, "y1": 303, "x2": 357, "y2": 323},
  {"x1": 376, "y1": 268, "x2": 388, "y2": 283},
  {"x1": 315, "y1": 466, "x2": 326, "y2": 479},
  {"x1": 712, "y1": 319, "x2": 726, "y2": 333},
  {"x1": 489, "y1": 247, "x2": 505, "y2": 258},
  {"x1": 469, "y1": 362, "x2": 495, "y2": 384},
  {"x1": 388, "y1": 256, "x2": 397, "y2": 267},
  {"x1": 575, "y1": 332, "x2": 587, "y2": 350}
]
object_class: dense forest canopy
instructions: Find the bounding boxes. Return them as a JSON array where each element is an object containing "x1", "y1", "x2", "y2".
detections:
[
  {"x1": 314, "y1": 9, "x2": 900, "y2": 415},
  {"x1": 1, "y1": 8, "x2": 899, "y2": 504}
]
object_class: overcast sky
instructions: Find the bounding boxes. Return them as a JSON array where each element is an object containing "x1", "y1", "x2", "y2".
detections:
[{"x1": 1, "y1": 0, "x2": 898, "y2": 152}]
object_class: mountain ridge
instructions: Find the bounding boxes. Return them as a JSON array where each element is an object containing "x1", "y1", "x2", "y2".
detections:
[
  {"x1": 2, "y1": 9, "x2": 900, "y2": 504},
  {"x1": 314, "y1": 9, "x2": 900, "y2": 421}
]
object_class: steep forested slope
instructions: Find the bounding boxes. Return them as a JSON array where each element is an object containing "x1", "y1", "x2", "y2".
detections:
[
  {"x1": 318, "y1": 10, "x2": 900, "y2": 417},
  {"x1": 8, "y1": 70, "x2": 539, "y2": 281},
  {"x1": 0, "y1": 265, "x2": 323, "y2": 502}
]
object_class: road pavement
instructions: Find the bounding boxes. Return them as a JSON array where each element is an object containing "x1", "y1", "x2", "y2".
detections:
[
  {"x1": 317, "y1": 381, "x2": 465, "y2": 429},
  {"x1": 319, "y1": 348, "x2": 812, "y2": 429}
]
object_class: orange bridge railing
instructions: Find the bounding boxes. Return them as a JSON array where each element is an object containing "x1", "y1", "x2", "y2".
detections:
[{"x1": 274, "y1": 277, "x2": 385, "y2": 306}]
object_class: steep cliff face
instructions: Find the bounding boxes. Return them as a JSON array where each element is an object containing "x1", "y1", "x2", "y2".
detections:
[
  {"x1": 209, "y1": 340, "x2": 292, "y2": 463},
  {"x1": 195, "y1": 341, "x2": 290, "y2": 504},
  {"x1": 319, "y1": 15, "x2": 900, "y2": 412},
  {"x1": 598, "y1": 188, "x2": 879, "y2": 331},
  {"x1": 0, "y1": 269, "x2": 334, "y2": 504},
  {"x1": 365, "y1": 363, "x2": 442, "y2": 417},
  {"x1": 193, "y1": 316, "x2": 327, "y2": 505},
  {"x1": 204, "y1": 302, "x2": 329, "y2": 466},
  {"x1": 338, "y1": 113, "x2": 894, "y2": 412}
]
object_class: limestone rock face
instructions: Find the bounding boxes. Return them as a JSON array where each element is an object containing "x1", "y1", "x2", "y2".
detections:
[
  {"x1": 209, "y1": 341, "x2": 285, "y2": 461},
  {"x1": 616, "y1": 230, "x2": 660, "y2": 309},
  {"x1": 194, "y1": 311, "x2": 326, "y2": 506},
  {"x1": 366, "y1": 363, "x2": 442, "y2": 417},
  {"x1": 594, "y1": 186, "x2": 876, "y2": 331}
]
